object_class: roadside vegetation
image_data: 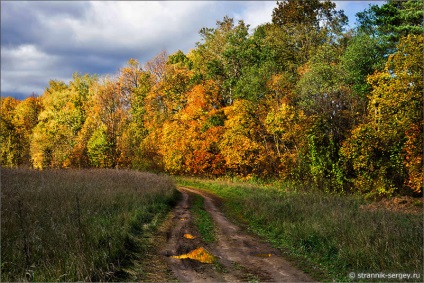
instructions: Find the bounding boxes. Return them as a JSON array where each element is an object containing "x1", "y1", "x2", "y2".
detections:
[
  {"x1": 191, "y1": 194, "x2": 216, "y2": 244},
  {"x1": 1, "y1": 168, "x2": 178, "y2": 282},
  {"x1": 177, "y1": 177, "x2": 423, "y2": 282}
]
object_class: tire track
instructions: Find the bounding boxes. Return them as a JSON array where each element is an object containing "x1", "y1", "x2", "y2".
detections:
[{"x1": 160, "y1": 187, "x2": 314, "y2": 282}]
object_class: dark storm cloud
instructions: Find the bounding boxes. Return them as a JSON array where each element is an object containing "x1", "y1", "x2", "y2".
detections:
[
  {"x1": 1, "y1": 1, "x2": 87, "y2": 46},
  {"x1": 2, "y1": 1, "x2": 227, "y2": 98},
  {"x1": 1, "y1": 1, "x2": 381, "y2": 100},
  {"x1": 1, "y1": 2, "x2": 40, "y2": 46}
]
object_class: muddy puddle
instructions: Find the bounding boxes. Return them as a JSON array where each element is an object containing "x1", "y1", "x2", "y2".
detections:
[
  {"x1": 171, "y1": 247, "x2": 216, "y2": 264},
  {"x1": 183, "y1": 233, "x2": 196, "y2": 239}
]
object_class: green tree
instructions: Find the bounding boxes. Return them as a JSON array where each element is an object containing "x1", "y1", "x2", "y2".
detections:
[
  {"x1": 271, "y1": 0, "x2": 347, "y2": 65},
  {"x1": 194, "y1": 17, "x2": 255, "y2": 105},
  {"x1": 67, "y1": 73, "x2": 97, "y2": 167},
  {"x1": 341, "y1": 33, "x2": 385, "y2": 99},
  {"x1": 356, "y1": 0, "x2": 423, "y2": 52},
  {"x1": 272, "y1": 0, "x2": 347, "y2": 31},
  {"x1": 87, "y1": 125, "x2": 113, "y2": 167},
  {"x1": 342, "y1": 34, "x2": 423, "y2": 196},
  {"x1": 296, "y1": 42, "x2": 361, "y2": 190}
]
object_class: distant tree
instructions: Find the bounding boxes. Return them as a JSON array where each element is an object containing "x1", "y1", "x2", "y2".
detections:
[
  {"x1": 340, "y1": 33, "x2": 384, "y2": 99},
  {"x1": 356, "y1": 0, "x2": 423, "y2": 53},
  {"x1": 87, "y1": 77, "x2": 129, "y2": 167},
  {"x1": 194, "y1": 17, "x2": 254, "y2": 105},
  {"x1": 31, "y1": 82, "x2": 84, "y2": 168},
  {"x1": 145, "y1": 50, "x2": 168, "y2": 84},
  {"x1": 117, "y1": 59, "x2": 153, "y2": 168},
  {"x1": 295, "y1": 43, "x2": 355, "y2": 189},
  {"x1": 265, "y1": 103, "x2": 307, "y2": 179},
  {"x1": 30, "y1": 75, "x2": 96, "y2": 169},
  {"x1": 87, "y1": 124, "x2": 113, "y2": 168},
  {"x1": 272, "y1": 0, "x2": 346, "y2": 30},
  {"x1": 67, "y1": 73, "x2": 97, "y2": 167},
  {"x1": 219, "y1": 100, "x2": 268, "y2": 177},
  {"x1": 12, "y1": 96, "x2": 42, "y2": 165},
  {"x1": 0, "y1": 97, "x2": 20, "y2": 167},
  {"x1": 271, "y1": 0, "x2": 347, "y2": 65},
  {"x1": 341, "y1": 35, "x2": 423, "y2": 196}
]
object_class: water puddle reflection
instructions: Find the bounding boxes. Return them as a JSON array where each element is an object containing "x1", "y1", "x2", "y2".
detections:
[
  {"x1": 183, "y1": 233, "x2": 196, "y2": 239},
  {"x1": 252, "y1": 253, "x2": 273, "y2": 257},
  {"x1": 171, "y1": 247, "x2": 216, "y2": 263}
]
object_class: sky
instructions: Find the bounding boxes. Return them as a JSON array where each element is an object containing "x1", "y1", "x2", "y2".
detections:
[{"x1": 1, "y1": 1, "x2": 384, "y2": 100}]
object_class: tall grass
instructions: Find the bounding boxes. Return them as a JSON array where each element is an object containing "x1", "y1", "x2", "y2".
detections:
[
  {"x1": 178, "y1": 177, "x2": 423, "y2": 282},
  {"x1": 1, "y1": 168, "x2": 178, "y2": 282}
]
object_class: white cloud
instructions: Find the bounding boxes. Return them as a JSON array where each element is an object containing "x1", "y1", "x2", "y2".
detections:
[
  {"x1": 41, "y1": 1, "x2": 218, "y2": 55},
  {"x1": 1, "y1": 44, "x2": 68, "y2": 95},
  {"x1": 2, "y1": 44, "x2": 57, "y2": 71},
  {"x1": 239, "y1": 1, "x2": 275, "y2": 30}
]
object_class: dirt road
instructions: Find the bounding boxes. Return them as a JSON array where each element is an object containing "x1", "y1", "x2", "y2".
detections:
[{"x1": 155, "y1": 187, "x2": 314, "y2": 282}]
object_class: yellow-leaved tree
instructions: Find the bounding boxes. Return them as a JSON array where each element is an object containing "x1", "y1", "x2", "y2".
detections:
[
  {"x1": 219, "y1": 99, "x2": 268, "y2": 178},
  {"x1": 341, "y1": 34, "x2": 423, "y2": 195}
]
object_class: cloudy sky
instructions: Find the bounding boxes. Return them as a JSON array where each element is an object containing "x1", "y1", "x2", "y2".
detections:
[{"x1": 1, "y1": 1, "x2": 383, "y2": 100}]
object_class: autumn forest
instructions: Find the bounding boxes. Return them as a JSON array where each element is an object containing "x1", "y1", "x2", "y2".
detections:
[{"x1": 1, "y1": 0, "x2": 423, "y2": 197}]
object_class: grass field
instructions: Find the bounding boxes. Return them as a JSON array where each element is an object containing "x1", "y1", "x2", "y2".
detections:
[
  {"x1": 191, "y1": 194, "x2": 216, "y2": 244},
  {"x1": 177, "y1": 177, "x2": 423, "y2": 282},
  {"x1": 1, "y1": 168, "x2": 178, "y2": 282}
]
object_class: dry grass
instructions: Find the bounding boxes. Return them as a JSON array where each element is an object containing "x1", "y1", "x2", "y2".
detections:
[{"x1": 1, "y1": 168, "x2": 177, "y2": 282}]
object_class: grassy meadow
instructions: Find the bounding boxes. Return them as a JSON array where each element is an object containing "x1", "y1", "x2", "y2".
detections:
[
  {"x1": 177, "y1": 177, "x2": 423, "y2": 282},
  {"x1": 1, "y1": 168, "x2": 178, "y2": 282}
]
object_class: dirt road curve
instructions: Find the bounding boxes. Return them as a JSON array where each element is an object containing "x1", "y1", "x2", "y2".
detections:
[{"x1": 158, "y1": 187, "x2": 314, "y2": 282}]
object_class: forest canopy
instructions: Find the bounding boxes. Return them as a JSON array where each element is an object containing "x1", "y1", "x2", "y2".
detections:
[{"x1": 1, "y1": 0, "x2": 423, "y2": 197}]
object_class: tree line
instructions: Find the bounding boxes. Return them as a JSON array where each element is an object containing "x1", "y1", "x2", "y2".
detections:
[{"x1": 1, "y1": 0, "x2": 422, "y2": 197}]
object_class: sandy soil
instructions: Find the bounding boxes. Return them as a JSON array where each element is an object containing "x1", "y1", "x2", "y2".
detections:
[{"x1": 156, "y1": 187, "x2": 315, "y2": 282}]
